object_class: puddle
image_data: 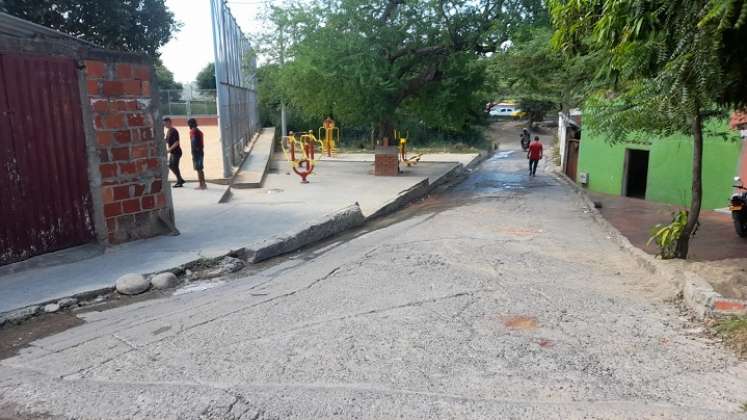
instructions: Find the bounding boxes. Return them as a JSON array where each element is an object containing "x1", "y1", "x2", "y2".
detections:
[
  {"x1": 494, "y1": 150, "x2": 515, "y2": 159},
  {"x1": 266, "y1": 188, "x2": 284, "y2": 194}
]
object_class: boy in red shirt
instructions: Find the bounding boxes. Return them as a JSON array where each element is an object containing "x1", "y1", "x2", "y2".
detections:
[
  {"x1": 527, "y1": 136, "x2": 543, "y2": 177},
  {"x1": 188, "y1": 118, "x2": 207, "y2": 189}
]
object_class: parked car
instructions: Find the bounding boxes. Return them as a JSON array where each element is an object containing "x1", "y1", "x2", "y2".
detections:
[
  {"x1": 488, "y1": 106, "x2": 525, "y2": 119},
  {"x1": 489, "y1": 106, "x2": 516, "y2": 117}
]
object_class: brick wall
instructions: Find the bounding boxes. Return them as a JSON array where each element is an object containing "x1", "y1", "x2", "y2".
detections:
[
  {"x1": 375, "y1": 146, "x2": 400, "y2": 176},
  {"x1": 84, "y1": 59, "x2": 173, "y2": 244}
]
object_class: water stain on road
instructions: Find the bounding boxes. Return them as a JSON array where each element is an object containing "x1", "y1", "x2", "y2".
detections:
[{"x1": 503, "y1": 315, "x2": 539, "y2": 330}]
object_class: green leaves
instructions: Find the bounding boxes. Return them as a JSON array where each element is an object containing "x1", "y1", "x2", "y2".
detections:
[
  {"x1": 647, "y1": 210, "x2": 696, "y2": 259},
  {"x1": 1, "y1": 0, "x2": 179, "y2": 56},
  {"x1": 253, "y1": 0, "x2": 546, "y2": 137},
  {"x1": 196, "y1": 63, "x2": 216, "y2": 91}
]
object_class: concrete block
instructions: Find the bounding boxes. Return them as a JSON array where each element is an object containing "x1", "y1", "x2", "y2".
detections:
[{"x1": 250, "y1": 204, "x2": 366, "y2": 263}]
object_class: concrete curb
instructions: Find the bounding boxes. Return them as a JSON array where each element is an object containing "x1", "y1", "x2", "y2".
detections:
[
  {"x1": 551, "y1": 168, "x2": 747, "y2": 319},
  {"x1": 249, "y1": 203, "x2": 366, "y2": 263},
  {"x1": 218, "y1": 129, "x2": 264, "y2": 204},
  {"x1": 367, "y1": 179, "x2": 431, "y2": 220}
]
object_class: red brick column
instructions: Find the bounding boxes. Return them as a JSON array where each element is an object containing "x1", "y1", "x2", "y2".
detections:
[
  {"x1": 375, "y1": 146, "x2": 400, "y2": 176},
  {"x1": 84, "y1": 60, "x2": 170, "y2": 244}
]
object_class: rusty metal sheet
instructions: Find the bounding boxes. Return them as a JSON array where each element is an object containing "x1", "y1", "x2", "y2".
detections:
[{"x1": 0, "y1": 53, "x2": 94, "y2": 265}]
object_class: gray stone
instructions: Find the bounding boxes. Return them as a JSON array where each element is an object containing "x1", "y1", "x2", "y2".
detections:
[
  {"x1": 218, "y1": 256, "x2": 244, "y2": 274},
  {"x1": 204, "y1": 257, "x2": 245, "y2": 278},
  {"x1": 43, "y1": 303, "x2": 60, "y2": 313},
  {"x1": 250, "y1": 203, "x2": 366, "y2": 263},
  {"x1": 151, "y1": 272, "x2": 179, "y2": 290},
  {"x1": 115, "y1": 273, "x2": 150, "y2": 295},
  {"x1": 57, "y1": 297, "x2": 78, "y2": 308}
]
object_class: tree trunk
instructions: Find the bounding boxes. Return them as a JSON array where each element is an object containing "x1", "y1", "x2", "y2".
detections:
[
  {"x1": 376, "y1": 117, "x2": 395, "y2": 147},
  {"x1": 674, "y1": 111, "x2": 703, "y2": 259}
]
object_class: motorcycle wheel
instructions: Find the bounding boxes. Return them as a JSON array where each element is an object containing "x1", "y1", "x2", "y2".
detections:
[{"x1": 732, "y1": 211, "x2": 747, "y2": 237}]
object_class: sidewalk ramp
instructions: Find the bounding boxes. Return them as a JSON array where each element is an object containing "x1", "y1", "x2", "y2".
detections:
[{"x1": 232, "y1": 128, "x2": 275, "y2": 189}]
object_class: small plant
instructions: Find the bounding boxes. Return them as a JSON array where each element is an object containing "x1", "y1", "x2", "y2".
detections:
[{"x1": 647, "y1": 210, "x2": 698, "y2": 259}]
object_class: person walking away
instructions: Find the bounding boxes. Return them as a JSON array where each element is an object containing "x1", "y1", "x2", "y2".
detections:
[
  {"x1": 164, "y1": 117, "x2": 185, "y2": 187},
  {"x1": 520, "y1": 128, "x2": 530, "y2": 150},
  {"x1": 188, "y1": 118, "x2": 207, "y2": 189},
  {"x1": 527, "y1": 136, "x2": 543, "y2": 177}
]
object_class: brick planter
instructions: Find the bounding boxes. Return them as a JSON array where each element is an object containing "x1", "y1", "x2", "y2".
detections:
[{"x1": 375, "y1": 146, "x2": 399, "y2": 176}]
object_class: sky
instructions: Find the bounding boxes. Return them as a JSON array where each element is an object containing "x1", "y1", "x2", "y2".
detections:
[{"x1": 159, "y1": 0, "x2": 266, "y2": 83}]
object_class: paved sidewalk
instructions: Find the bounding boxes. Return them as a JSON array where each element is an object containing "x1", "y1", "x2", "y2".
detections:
[
  {"x1": 0, "y1": 155, "x2": 477, "y2": 314},
  {"x1": 589, "y1": 192, "x2": 747, "y2": 261}
]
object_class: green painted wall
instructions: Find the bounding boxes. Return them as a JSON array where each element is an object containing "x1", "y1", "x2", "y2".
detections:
[{"x1": 577, "y1": 120, "x2": 741, "y2": 210}]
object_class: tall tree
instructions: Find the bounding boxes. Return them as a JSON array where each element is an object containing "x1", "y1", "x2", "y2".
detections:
[
  {"x1": 259, "y1": 0, "x2": 546, "y2": 141},
  {"x1": 195, "y1": 63, "x2": 216, "y2": 91},
  {"x1": 488, "y1": 27, "x2": 600, "y2": 128},
  {"x1": 551, "y1": 0, "x2": 747, "y2": 258},
  {"x1": 154, "y1": 60, "x2": 182, "y2": 91},
  {"x1": 1, "y1": 0, "x2": 179, "y2": 56}
]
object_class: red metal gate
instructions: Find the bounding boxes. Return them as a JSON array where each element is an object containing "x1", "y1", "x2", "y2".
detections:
[{"x1": 0, "y1": 54, "x2": 95, "y2": 266}]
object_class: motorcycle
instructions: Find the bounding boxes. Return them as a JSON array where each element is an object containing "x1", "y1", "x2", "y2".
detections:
[
  {"x1": 730, "y1": 176, "x2": 747, "y2": 237},
  {"x1": 520, "y1": 133, "x2": 530, "y2": 151}
]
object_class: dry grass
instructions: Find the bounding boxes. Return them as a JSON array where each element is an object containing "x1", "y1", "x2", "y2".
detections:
[{"x1": 714, "y1": 317, "x2": 747, "y2": 359}]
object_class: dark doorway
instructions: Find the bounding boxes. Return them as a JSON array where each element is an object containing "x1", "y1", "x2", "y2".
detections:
[
  {"x1": 624, "y1": 149, "x2": 649, "y2": 199},
  {"x1": 565, "y1": 139, "x2": 579, "y2": 181}
]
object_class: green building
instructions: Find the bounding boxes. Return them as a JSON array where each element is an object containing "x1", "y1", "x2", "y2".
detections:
[{"x1": 559, "y1": 114, "x2": 743, "y2": 210}]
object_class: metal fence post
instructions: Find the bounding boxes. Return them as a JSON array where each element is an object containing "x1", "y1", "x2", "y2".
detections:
[{"x1": 210, "y1": 0, "x2": 259, "y2": 179}]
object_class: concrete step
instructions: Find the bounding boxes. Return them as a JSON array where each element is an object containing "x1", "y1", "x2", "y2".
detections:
[{"x1": 232, "y1": 128, "x2": 275, "y2": 189}]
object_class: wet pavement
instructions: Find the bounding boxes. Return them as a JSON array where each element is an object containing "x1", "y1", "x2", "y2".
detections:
[{"x1": 1, "y1": 123, "x2": 747, "y2": 419}]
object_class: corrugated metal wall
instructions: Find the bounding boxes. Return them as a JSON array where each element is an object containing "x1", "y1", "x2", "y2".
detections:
[{"x1": 0, "y1": 53, "x2": 95, "y2": 266}]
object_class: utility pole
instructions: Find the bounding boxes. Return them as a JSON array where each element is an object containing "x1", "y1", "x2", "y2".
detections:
[{"x1": 279, "y1": 22, "x2": 287, "y2": 138}]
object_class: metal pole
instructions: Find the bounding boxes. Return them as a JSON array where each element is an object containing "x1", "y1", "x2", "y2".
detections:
[{"x1": 279, "y1": 22, "x2": 287, "y2": 137}]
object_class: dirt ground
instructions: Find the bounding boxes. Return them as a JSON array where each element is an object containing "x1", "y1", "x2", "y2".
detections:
[{"x1": 686, "y1": 259, "x2": 747, "y2": 300}]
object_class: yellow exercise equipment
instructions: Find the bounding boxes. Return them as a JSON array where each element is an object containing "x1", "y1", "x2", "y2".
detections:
[
  {"x1": 395, "y1": 129, "x2": 423, "y2": 167},
  {"x1": 318, "y1": 117, "x2": 340, "y2": 157}
]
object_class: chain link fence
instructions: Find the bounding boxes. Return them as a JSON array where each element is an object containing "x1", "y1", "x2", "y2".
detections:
[{"x1": 160, "y1": 87, "x2": 218, "y2": 117}]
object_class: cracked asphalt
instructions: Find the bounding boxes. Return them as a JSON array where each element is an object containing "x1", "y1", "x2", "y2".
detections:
[{"x1": 1, "y1": 124, "x2": 747, "y2": 419}]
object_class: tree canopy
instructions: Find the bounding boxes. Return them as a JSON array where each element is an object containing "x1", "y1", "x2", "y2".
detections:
[
  {"x1": 1, "y1": 0, "x2": 179, "y2": 56},
  {"x1": 487, "y1": 26, "x2": 600, "y2": 127},
  {"x1": 256, "y1": 0, "x2": 547, "y2": 141},
  {"x1": 154, "y1": 60, "x2": 182, "y2": 91},
  {"x1": 196, "y1": 62, "x2": 216, "y2": 91}
]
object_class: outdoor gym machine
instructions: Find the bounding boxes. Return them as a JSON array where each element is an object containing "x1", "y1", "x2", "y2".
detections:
[
  {"x1": 282, "y1": 131, "x2": 323, "y2": 183},
  {"x1": 318, "y1": 117, "x2": 339, "y2": 157},
  {"x1": 395, "y1": 129, "x2": 423, "y2": 167}
]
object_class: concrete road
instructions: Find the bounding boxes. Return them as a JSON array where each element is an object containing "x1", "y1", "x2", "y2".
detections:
[{"x1": 1, "y1": 125, "x2": 747, "y2": 419}]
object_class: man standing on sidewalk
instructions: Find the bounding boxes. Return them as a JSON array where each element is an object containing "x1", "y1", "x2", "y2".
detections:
[
  {"x1": 188, "y1": 118, "x2": 207, "y2": 190},
  {"x1": 164, "y1": 117, "x2": 185, "y2": 187},
  {"x1": 527, "y1": 135, "x2": 543, "y2": 177}
]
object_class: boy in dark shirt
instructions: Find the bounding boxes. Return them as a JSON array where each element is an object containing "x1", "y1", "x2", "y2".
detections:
[
  {"x1": 188, "y1": 118, "x2": 207, "y2": 189},
  {"x1": 164, "y1": 117, "x2": 185, "y2": 187}
]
